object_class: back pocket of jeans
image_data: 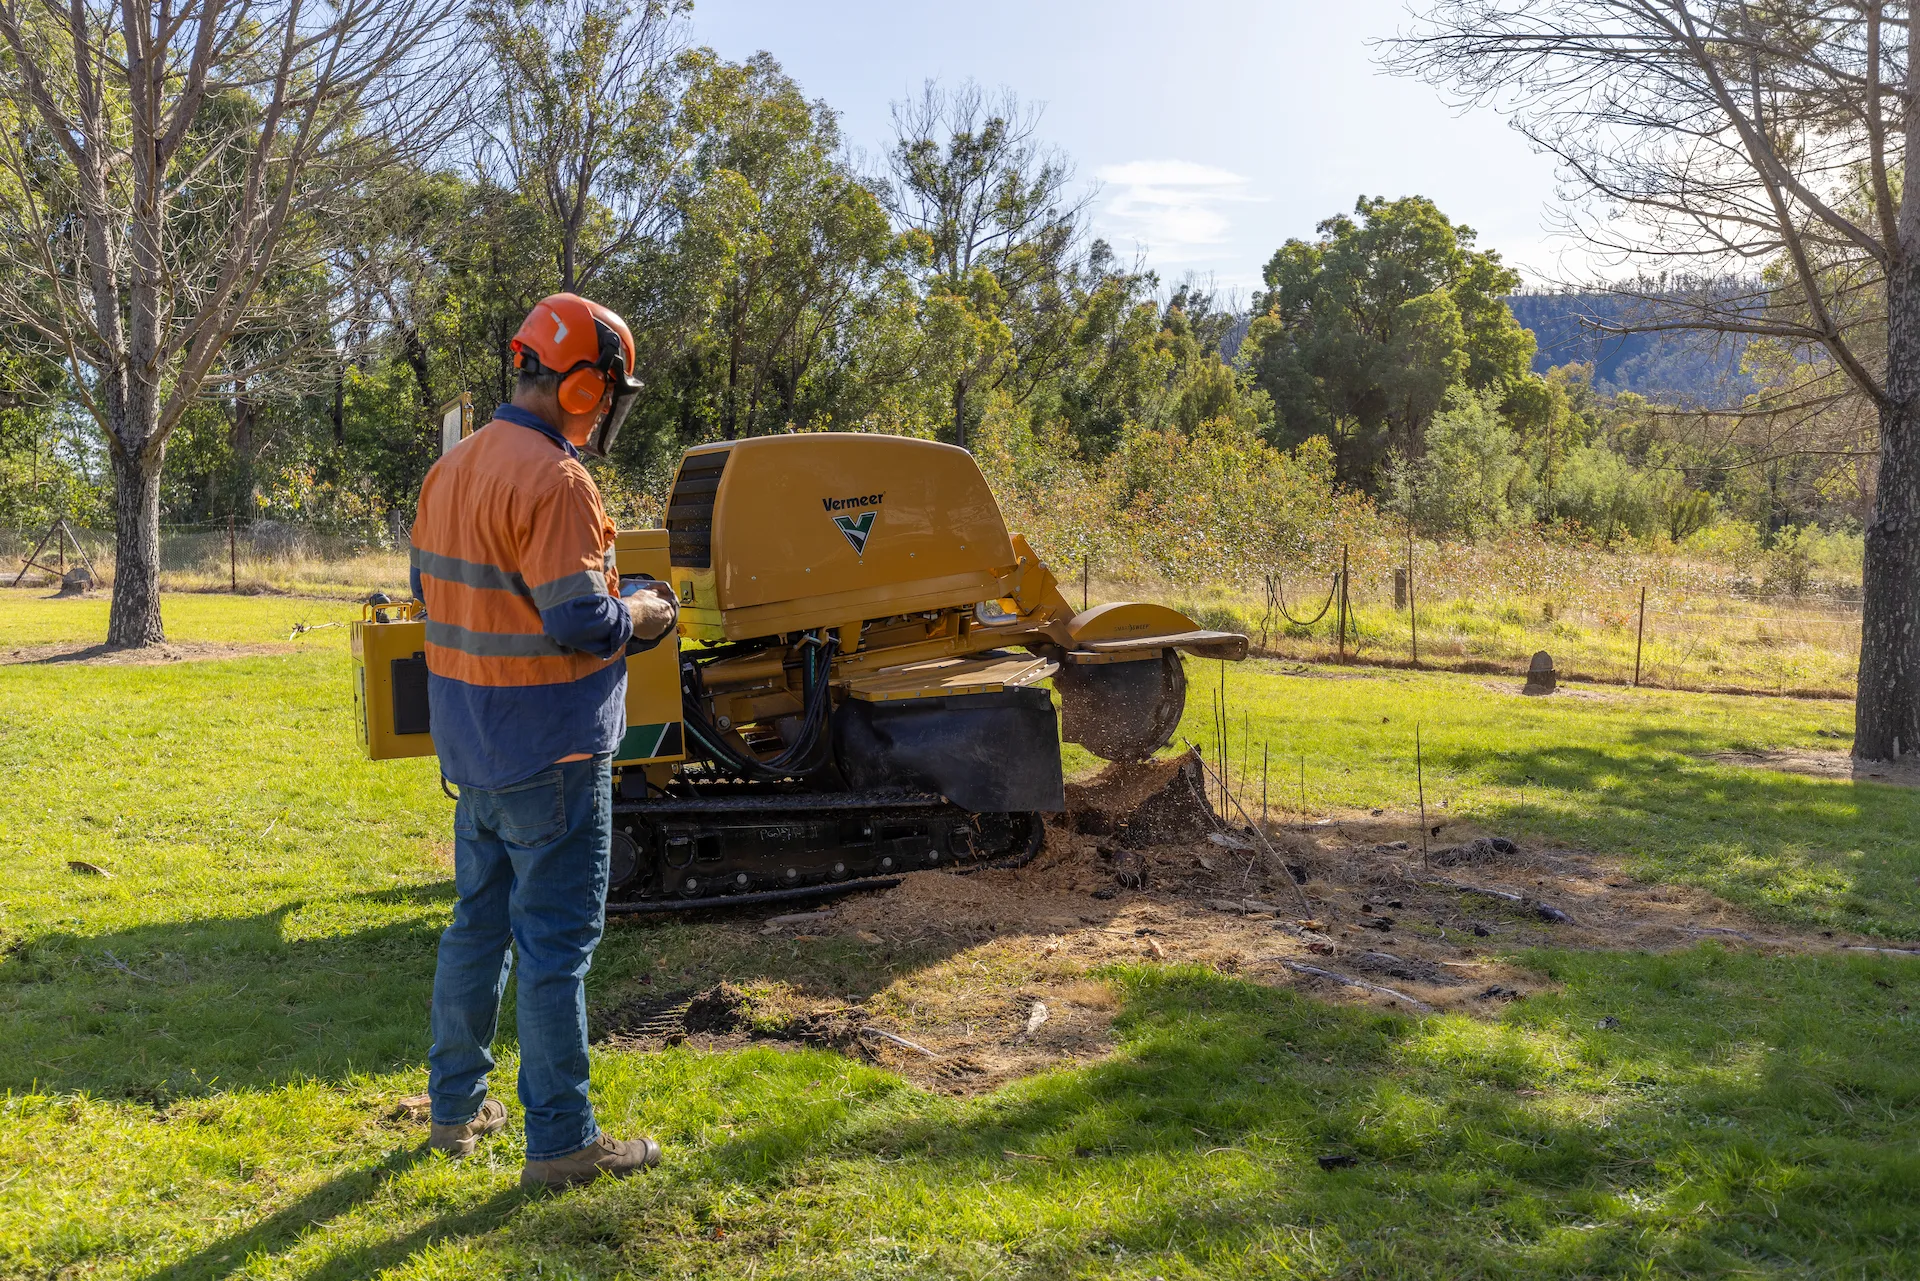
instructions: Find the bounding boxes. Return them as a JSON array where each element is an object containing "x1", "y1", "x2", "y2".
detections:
[{"x1": 492, "y1": 771, "x2": 568, "y2": 847}]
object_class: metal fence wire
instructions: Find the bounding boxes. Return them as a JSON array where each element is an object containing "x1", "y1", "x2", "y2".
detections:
[{"x1": 2, "y1": 524, "x2": 1865, "y2": 698}]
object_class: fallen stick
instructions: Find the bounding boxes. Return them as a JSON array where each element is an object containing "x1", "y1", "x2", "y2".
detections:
[
  {"x1": 764, "y1": 910, "x2": 833, "y2": 926},
  {"x1": 101, "y1": 950, "x2": 157, "y2": 982},
  {"x1": 1182, "y1": 742, "x2": 1314, "y2": 916},
  {"x1": 1273, "y1": 960, "x2": 1434, "y2": 1013},
  {"x1": 1843, "y1": 945, "x2": 1920, "y2": 956},
  {"x1": 1420, "y1": 875, "x2": 1575, "y2": 924},
  {"x1": 1685, "y1": 926, "x2": 1755, "y2": 942},
  {"x1": 859, "y1": 1026, "x2": 937, "y2": 1057}
]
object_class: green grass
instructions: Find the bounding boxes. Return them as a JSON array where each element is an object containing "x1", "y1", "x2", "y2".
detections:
[{"x1": 4, "y1": 590, "x2": 1920, "y2": 1278}]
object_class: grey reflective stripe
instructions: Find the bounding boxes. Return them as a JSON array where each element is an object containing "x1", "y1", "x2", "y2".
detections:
[
  {"x1": 602, "y1": 545, "x2": 617, "y2": 572},
  {"x1": 530, "y1": 569, "x2": 610, "y2": 611},
  {"x1": 411, "y1": 546, "x2": 530, "y2": 598},
  {"x1": 425, "y1": 619, "x2": 570, "y2": 658}
]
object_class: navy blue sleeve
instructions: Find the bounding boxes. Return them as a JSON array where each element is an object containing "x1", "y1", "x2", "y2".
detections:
[
  {"x1": 540, "y1": 595, "x2": 634, "y2": 660},
  {"x1": 410, "y1": 563, "x2": 423, "y2": 603}
]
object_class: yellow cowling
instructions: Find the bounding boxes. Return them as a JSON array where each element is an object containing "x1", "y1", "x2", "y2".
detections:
[{"x1": 665, "y1": 433, "x2": 1021, "y2": 643}]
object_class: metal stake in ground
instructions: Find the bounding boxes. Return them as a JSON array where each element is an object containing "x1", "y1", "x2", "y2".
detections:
[
  {"x1": 1262, "y1": 741, "x2": 1270, "y2": 824},
  {"x1": 229, "y1": 514, "x2": 237, "y2": 592},
  {"x1": 1082, "y1": 553, "x2": 1089, "y2": 612},
  {"x1": 1633, "y1": 585, "x2": 1647, "y2": 687},
  {"x1": 1219, "y1": 661, "x2": 1229, "y2": 809},
  {"x1": 1416, "y1": 724, "x2": 1429, "y2": 869}
]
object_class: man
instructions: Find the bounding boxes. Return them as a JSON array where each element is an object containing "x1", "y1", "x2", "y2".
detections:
[{"x1": 408, "y1": 293, "x2": 678, "y2": 1191}]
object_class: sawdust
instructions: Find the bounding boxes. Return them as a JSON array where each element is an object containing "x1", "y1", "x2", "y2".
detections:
[
  {"x1": 596, "y1": 757, "x2": 1904, "y2": 1095},
  {"x1": 1708, "y1": 747, "x2": 1920, "y2": 788},
  {"x1": 1, "y1": 640, "x2": 295, "y2": 666}
]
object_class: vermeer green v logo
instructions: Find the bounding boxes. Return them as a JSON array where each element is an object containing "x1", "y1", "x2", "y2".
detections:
[{"x1": 833, "y1": 511, "x2": 875, "y2": 555}]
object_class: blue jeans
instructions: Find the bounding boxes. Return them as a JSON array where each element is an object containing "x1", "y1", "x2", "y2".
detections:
[{"x1": 428, "y1": 754, "x2": 611, "y2": 1160}]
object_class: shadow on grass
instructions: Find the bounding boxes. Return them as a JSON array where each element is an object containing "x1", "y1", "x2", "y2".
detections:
[
  {"x1": 611, "y1": 954, "x2": 1920, "y2": 1277},
  {"x1": 143, "y1": 1146, "x2": 525, "y2": 1281},
  {"x1": 0, "y1": 874, "x2": 1059, "y2": 1104},
  {"x1": 0, "y1": 883, "x2": 457, "y2": 1099},
  {"x1": 23, "y1": 941, "x2": 1920, "y2": 1278},
  {"x1": 1437, "y1": 726, "x2": 1920, "y2": 936}
]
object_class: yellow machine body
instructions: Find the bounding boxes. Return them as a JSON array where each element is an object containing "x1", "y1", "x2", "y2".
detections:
[
  {"x1": 660, "y1": 433, "x2": 1245, "y2": 747},
  {"x1": 667, "y1": 434, "x2": 1016, "y2": 642},
  {"x1": 354, "y1": 429, "x2": 1245, "y2": 909},
  {"x1": 351, "y1": 601, "x2": 434, "y2": 761},
  {"x1": 350, "y1": 529, "x2": 686, "y2": 768}
]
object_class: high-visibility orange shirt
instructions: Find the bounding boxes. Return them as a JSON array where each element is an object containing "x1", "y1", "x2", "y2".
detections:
[{"x1": 409, "y1": 404, "x2": 633, "y2": 787}]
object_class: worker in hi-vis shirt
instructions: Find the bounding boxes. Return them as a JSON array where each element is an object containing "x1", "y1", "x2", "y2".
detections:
[{"x1": 408, "y1": 293, "x2": 678, "y2": 1191}]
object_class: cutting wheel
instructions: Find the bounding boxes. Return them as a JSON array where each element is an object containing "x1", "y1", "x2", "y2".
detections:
[{"x1": 1053, "y1": 650, "x2": 1188, "y2": 762}]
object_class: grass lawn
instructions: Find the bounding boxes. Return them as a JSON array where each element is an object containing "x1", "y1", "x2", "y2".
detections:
[{"x1": 4, "y1": 587, "x2": 1920, "y2": 1278}]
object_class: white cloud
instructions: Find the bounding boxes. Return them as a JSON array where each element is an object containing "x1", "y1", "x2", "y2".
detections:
[{"x1": 1094, "y1": 159, "x2": 1262, "y2": 266}]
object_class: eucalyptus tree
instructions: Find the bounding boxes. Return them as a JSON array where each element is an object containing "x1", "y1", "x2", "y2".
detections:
[
  {"x1": 885, "y1": 82, "x2": 1090, "y2": 449},
  {"x1": 0, "y1": 0, "x2": 468, "y2": 645},
  {"x1": 1242, "y1": 195, "x2": 1532, "y2": 487},
  {"x1": 1387, "y1": 0, "x2": 1920, "y2": 759},
  {"x1": 471, "y1": 0, "x2": 696, "y2": 294},
  {"x1": 679, "y1": 55, "x2": 894, "y2": 439}
]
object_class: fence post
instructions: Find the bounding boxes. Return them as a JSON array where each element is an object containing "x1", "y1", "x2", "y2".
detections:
[
  {"x1": 1633, "y1": 585, "x2": 1647, "y2": 687},
  {"x1": 1081, "y1": 552, "x2": 1089, "y2": 612},
  {"x1": 1407, "y1": 526, "x2": 1418, "y2": 668},
  {"x1": 1337, "y1": 543, "x2": 1349, "y2": 663},
  {"x1": 229, "y1": 514, "x2": 237, "y2": 592}
]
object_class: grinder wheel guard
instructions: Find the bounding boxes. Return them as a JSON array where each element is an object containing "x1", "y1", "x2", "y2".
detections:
[{"x1": 1055, "y1": 650, "x2": 1188, "y2": 762}]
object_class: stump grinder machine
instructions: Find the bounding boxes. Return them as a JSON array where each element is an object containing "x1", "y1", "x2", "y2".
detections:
[{"x1": 353, "y1": 432, "x2": 1248, "y2": 911}]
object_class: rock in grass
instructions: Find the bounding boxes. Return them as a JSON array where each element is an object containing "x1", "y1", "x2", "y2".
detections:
[
  {"x1": 67, "y1": 860, "x2": 109, "y2": 877},
  {"x1": 1316, "y1": 1153, "x2": 1358, "y2": 1170}
]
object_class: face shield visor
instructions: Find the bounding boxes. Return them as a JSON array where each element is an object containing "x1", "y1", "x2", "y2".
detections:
[{"x1": 581, "y1": 321, "x2": 643, "y2": 459}]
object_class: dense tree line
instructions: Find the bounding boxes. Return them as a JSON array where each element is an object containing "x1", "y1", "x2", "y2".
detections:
[{"x1": 0, "y1": 0, "x2": 1872, "y2": 598}]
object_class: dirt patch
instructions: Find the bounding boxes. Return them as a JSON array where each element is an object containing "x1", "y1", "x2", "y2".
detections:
[
  {"x1": 595, "y1": 757, "x2": 1906, "y2": 1095},
  {"x1": 2, "y1": 640, "x2": 296, "y2": 666},
  {"x1": 1475, "y1": 679, "x2": 1629, "y2": 703},
  {"x1": 1708, "y1": 747, "x2": 1920, "y2": 788}
]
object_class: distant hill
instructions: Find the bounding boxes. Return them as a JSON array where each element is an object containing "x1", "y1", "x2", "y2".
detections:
[{"x1": 1505, "y1": 291, "x2": 1755, "y2": 406}]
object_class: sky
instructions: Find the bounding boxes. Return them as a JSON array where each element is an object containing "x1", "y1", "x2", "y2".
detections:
[{"x1": 686, "y1": 0, "x2": 1580, "y2": 299}]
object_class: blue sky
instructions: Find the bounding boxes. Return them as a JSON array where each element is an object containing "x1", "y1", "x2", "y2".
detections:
[{"x1": 687, "y1": 0, "x2": 1576, "y2": 296}]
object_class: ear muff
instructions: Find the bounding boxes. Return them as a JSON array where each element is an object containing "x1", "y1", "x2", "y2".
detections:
[{"x1": 556, "y1": 366, "x2": 607, "y2": 415}]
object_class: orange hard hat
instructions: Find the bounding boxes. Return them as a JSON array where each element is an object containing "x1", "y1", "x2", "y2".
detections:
[{"x1": 509, "y1": 293, "x2": 642, "y2": 456}]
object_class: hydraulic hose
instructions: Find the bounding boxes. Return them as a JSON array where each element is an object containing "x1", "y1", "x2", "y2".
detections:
[{"x1": 682, "y1": 631, "x2": 839, "y2": 780}]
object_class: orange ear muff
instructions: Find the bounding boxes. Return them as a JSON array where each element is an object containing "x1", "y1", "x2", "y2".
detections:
[{"x1": 557, "y1": 367, "x2": 606, "y2": 415}]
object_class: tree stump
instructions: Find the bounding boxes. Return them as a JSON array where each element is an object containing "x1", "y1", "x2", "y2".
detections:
[{"x1": 1523, "y1": 651, "x2": 1557, "y2": 695}]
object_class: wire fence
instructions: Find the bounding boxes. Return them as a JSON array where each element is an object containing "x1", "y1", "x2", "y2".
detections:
[
  {"x1": 2, "y1": 520, "x2": 411, "y2": 597},
  {"x1": 3, "y1": 522, "x2": 1864, "y2": 698},
  {"x1": 1135, "y1": 544, "x2": 1861, "y2": 700}
]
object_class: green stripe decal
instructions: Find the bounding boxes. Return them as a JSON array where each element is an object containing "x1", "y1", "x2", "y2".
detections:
[{"x1": 616, "y1": 722, "x2": 673, "y2": 762}]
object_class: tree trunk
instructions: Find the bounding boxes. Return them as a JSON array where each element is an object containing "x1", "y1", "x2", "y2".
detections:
[
  {"x1": 723, "y1": 279, "x2": 743, "y2": 440},
  {"x1": 332, "y1": 361, "x2": 346, "y2": 446},
  {"x1": 951, "y1": 379, "x2": 968, "y2": 451},
  {"x1": 107, "y1": 440, "x2": 166, "y2": 647},
  {"x1": 1857, "y1": 395, "x2": 1920, "y2": 760},
  {"x1": 1858, "y1": 243, "x2": 1920, "y2": 760}
]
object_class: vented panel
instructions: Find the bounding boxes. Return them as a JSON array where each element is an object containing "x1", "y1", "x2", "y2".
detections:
[
  {"x1": 390, "y1": 652, "x2": 431, "y2": 736},
  {"x1": 666, "y1": 449, "x2": 728, "y2": 569}
]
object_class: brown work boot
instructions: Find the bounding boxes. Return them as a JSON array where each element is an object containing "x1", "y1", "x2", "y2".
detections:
[
  {"x1": 519, "y1": 1131, "x2": 662, "y2": 1191},
  {"x1": 428, "y1": 1098, "x2": 509, "y2": 1157}
]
